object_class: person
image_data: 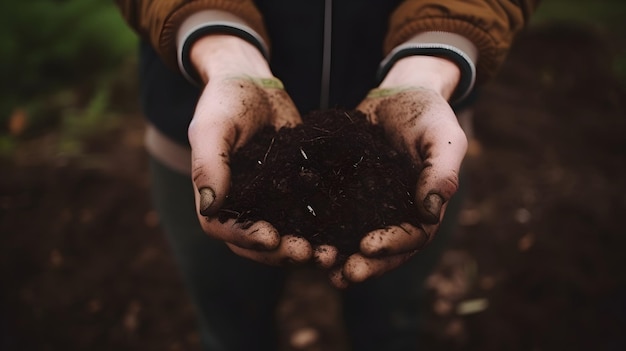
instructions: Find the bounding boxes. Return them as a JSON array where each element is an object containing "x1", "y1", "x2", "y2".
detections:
[{"x1": 115, "y1": 1, "x2": 538, "y2": 350}]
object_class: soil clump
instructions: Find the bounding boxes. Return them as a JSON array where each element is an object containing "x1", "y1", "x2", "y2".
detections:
[{"x1": 219, "y1": 109, "x2": 419, "y2": 258}]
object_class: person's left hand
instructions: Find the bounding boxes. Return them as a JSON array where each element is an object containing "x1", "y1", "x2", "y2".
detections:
[{"x1": 329, "y1": 56, "x2": 468, "y2": 288}]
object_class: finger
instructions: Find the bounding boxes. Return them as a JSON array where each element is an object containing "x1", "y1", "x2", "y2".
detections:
[
  {"x1": 328, "y1": 267, "x2": 350, "y2": 289},
  {"x1": 190, "y1": 136, "x2": 232, "y2": 217},
  {"x1": 400, "y1": 97, "x2": 466, "y2": 223},
  {"x1": 355, "y1": 97, "x2": 377, "y2": 123},
  {"x1": 226, "y1": 235, "x2": 312, "y2": 266},
  {"x1": 359, "y1": 223, "x2": 429, "y2": 257},
  {"x1": 414, "y1": 124, "x2": 466, "y2": 224},
  {"x1": 358, "y1": 90, "x2": 467, "y2": 224},
  {"x1": 204, "y1": 218, "x2": 280, "y2": 251},
  {"x1": 342, "y1": 251, "x2": 416, "y2": 284},
  {"x1": 313, "y1": 245, "x2": 338, "y2": 269},
  {"x1": 188, "y1": 98, "x2": 238, "y2": 216}
]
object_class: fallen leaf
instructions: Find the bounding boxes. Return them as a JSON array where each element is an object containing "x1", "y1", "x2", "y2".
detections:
[
  {"x1": 123, "y1": 300, "x2": 142, "y2": 333},
  {"x1": 50, "y1": 249, "x2": 63, "y2": 267},
  {"x1": 8, "y1": 108, "x2": 28, "y2": 136},
  {"x1": 80, "y1": 209, "x2": 94, "y2": 223},
  {"x1": 144, "y1": 210, "x2": 159, "y2": 228},
  {"x1": 457, "y1": 298, "x2": 489, "y2": 315},
  {"x1": 459, "y1": 208, "x2": 482, "y2": 226},
  {"x1": 514, "y1": 208, "x2": 532, "y2": 224},
  {"x1": 87, "y1": 299, "x2": 102, "y2": 314},
  {"x1": 290, "y1": 327, "x2": 319, "y2": 349},
  {"x1": 518, "y1": 232, "x2": 535, "y2": 252}
]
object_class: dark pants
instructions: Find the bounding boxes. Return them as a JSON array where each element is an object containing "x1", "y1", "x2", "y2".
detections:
[{"x1": 149, "y1": 157, "x2": 460, "y2": 351}]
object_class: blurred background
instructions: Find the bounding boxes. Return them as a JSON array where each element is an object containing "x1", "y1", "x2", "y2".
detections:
[{"x1": 1, "y1": 1, "x2": 625, "y2": 350}]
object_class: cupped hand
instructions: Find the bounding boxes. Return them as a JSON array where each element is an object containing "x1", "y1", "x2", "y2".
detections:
[
  {"x1": 330, "y1": 56, "x2": 468, "y2": 288},
  {"x1": 187, "y1": 35, "x2": 331, "y2": 265}
]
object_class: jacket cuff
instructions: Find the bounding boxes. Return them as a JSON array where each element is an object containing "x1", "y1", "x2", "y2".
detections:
[
  {"x1": 176, "y1": 10, "x2": 269, "y2": 86},
  {"x1": 377, "y1": 31, "x2": 478, "y2": 106}
]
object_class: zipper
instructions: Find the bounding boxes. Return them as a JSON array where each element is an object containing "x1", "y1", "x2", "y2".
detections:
[{"x1": 320, "y1": 0, "x2": 332, "y2": 109}]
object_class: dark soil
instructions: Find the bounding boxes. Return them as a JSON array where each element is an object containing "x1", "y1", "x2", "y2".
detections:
[
  {"x1": 220, "y1": 109, "x2": 418, "y2": 258},
  {"x1": 1, "y1": 23, "x2": 626, "y2": 351}
]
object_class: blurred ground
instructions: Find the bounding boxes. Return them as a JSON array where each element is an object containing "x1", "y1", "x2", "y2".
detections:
[{"x1": 1, "y1": 22, "x2": 626, "y2": 351}]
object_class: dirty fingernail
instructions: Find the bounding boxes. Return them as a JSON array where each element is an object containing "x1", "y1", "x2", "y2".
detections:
[
  {"x1": 423, "y1": 193, "x2": 443, "y2": 223},
  {"x1": 199, "y1": 187, "x2": 216, "y2": 216},
  {"x1": 314, "y1": 245, "x2": 337, "y2": 269}
]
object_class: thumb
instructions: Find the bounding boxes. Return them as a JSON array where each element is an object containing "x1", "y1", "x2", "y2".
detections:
[
  {"x1": 189, "y1": 119, "x2": 234, "y2": 216},
  {"x1": 414, "y1": 124, "x2": 467, "y2": 224},
  {"x1": 187, "y1": 79, "x2": 248, "y2": 216}
]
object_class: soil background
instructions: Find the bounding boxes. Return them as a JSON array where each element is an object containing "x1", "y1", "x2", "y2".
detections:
[{"x1": 2, "y1": 22, "x2": 626, "y2": 351}]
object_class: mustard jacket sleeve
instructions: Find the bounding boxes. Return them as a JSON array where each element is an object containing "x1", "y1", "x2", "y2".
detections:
[
  {"x1": 114, "y1": 0, "x2": 268, "y2": 71},
  {"x1": 385, "y1": 0, "x2": 540, "y2": 84}
]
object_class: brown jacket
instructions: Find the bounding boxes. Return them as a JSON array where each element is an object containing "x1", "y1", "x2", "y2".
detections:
[{"x1": 116, "y1": 0, "x2": 539, "y2": 85}]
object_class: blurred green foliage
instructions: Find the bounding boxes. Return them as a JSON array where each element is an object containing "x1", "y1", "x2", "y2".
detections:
[
  {"x1": 0, "y1": 0, "x2": 138, "y2": 155},
  {"x1": 531, "y1": 0, "x2": 626, "y2": 30},
  {"x1": 0, "y1": 0, "x2": 137, "y2": 96},
  {"x1": 532, "y1": 0, "x2": 626, "y2": 84}
]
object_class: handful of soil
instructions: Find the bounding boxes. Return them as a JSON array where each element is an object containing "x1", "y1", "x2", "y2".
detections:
[{"x1": 218, "y1": 109, "x2": 420, "y2": 259}]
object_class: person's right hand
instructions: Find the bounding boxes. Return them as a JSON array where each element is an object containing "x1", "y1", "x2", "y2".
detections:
[{"x1": 187, "y1": 35, "x2": 337, "y2": 268}]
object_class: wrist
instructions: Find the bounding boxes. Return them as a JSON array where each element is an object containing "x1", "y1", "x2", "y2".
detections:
[
  {"x1": 190, "y1": 34, "x2": 272, "y2": 84},
  {"x1": 377, "y1": 32, "x2": 478, "y2": 105},
  {"x1": 379, "y1": 55, "x2": 461, "y2": 100},
  {"x1": 176, "y1": 10, "x2": 270, "y2": 85}
]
